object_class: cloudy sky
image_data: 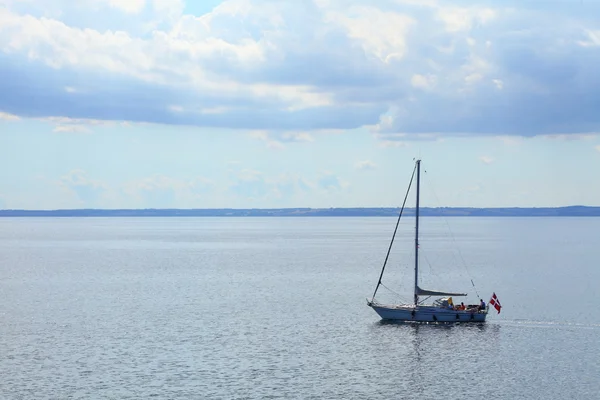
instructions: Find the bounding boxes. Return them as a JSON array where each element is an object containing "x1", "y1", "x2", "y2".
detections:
[{"x1": 1, "y1": 0, "x2": 599, "y2": 209}]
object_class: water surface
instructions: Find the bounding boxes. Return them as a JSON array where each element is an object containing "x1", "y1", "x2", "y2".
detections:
[{"x1": 1, "y1": 217, "x2": 599, "y2": 399}]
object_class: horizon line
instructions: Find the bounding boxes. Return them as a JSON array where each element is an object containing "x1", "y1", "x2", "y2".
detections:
[{"x1": 1, "y1": 205, "x2": 599, "y2": 212}]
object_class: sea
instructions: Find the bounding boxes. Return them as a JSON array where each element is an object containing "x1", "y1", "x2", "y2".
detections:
[{"x1": 0, "y1": 216, "x2": 599, "y2": 399}]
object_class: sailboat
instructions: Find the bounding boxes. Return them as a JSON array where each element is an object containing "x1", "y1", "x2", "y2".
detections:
[{"x1": 367, "y1": 159, "x2": 496, "y2": 323}]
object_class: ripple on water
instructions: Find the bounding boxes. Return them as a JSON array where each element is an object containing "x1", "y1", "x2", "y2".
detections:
[{"x1": 1, "y1": 217, "x2": 600, "y2": 399}]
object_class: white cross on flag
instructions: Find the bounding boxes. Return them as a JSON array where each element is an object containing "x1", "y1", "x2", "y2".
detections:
[{"x1": 489, "y1": 292, "x2": 502, "y2": 314}]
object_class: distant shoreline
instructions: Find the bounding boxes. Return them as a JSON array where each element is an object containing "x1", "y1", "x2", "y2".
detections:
[{"x1": 1, "y1": 206, "x2": 599, "y2": 217}]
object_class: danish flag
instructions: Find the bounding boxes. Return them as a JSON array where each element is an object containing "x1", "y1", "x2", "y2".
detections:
[{"x1": 489, "y1": 292, "x2": 502, "y2": 314}]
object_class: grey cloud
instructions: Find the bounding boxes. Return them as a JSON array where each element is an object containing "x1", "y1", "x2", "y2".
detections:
[
  {"x1": 3, "y1": 1, "x2": 600, "y2": 137},
  {"x1": 0, "y1": 55, "x2": 384, "y2": 130},
  {"x1": 382, "y1": 89, "x2": 600, "y2": 136},
  {"x1": 377, "y1": 12, "x2": 600, "y2": 136}
]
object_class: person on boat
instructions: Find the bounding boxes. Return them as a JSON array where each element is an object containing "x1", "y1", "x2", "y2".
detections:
[
  {"x1": 458, "y1": 302, "x2": 466, "y2": 311},
  {"x1": 479, "y1": 299, "x2": 486, "y2": 310}
]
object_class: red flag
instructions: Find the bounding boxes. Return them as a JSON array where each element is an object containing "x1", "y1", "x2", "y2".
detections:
[{"x1": 489, "y1": 292, "x2": 502, "y2": 314}]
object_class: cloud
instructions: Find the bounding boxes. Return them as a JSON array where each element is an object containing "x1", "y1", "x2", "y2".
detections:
[
  {"x1": 0, "y1": 111, "x2": 19, "y2": 121},
  {"x1": 248, "y1": 131, "x2": 286, "y2": 150},
  {"x1": 41, "y1": 116, "x2": 117, "y2": 133},
  {"x1": 53, "y1": 125, "x2": 91, "y2": 134},
  {"x1": 1, "y1": 0, "x2": 600, "y2": 138},
  {"x1": 317, "y1": 171, "x2": 348, "y2": 191},
  {"x1": 435, "y1": 6, "x2": 496, "y2": 33},
  {"x1": 59, "y1": 169, "x2": 108, "y2": 207},
  {"x1": 229, "y1": 168, "x2": 313, "y2": 201},
  {"x1": 32, "y1": 167, "x2": 356, "y2": 209},
  {"x1": 578, "y1": 30, "x2": 600, "y2": 47},
  {"x1": 280, "y1": 132, "x2": 315, "y2": 143},
  {"x1": 542, "y1": 133, "x2": 598, "y2": 141},
  {"x1": 103, "y1": 0, "x2": 146, "y2": 14},
  {"x1": 497, "y1": 135, "x2": 523, "y2": 146},
  {"x1": 372, "y1": 129, "x2": 442, "y2": 144},
  {"x1": 248, "y1": 130, "x2": 316, "y2": 149},
  {"x1": 122, "y1": 174, "x2": 213, "y2": 207},
  {"x1": 324, "y1": 6, "x2": 415, "y2": 63},
  {"x1": 411, "y1": 74, "x2": 437, "y2": 90},
  {"x1": 595, "y1": 145, "x2": 600, "y2": 153},
  {"x1": 55, "y1": 170, "x2": 215, "y2": 208},
  {"x1": 355, "y1": 160, "x2": 377, "y2": 170},
  {"x1": 479, "y1": 156, "x2": 494, "y2": 164},
  {"x1": 229, "y1": 169, "x2": 271, "y2": 199}
]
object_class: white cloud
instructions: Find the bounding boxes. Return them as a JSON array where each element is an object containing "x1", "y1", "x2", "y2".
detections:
[
  {"x1": 461, "y1": 55, "x2": 491, "y2": 87},
  {"x1": 226, "y1": 167, "x2": 318, "y2": 204},
  {"x1": 248, "y1": 131, "x2": 285, "y2": 149},
  {"x1": 122, "y1": 174, "x2": 213, "y2": 207},
  {"x1": 105, "y1": 0, "x2": 146, "y2": 14},
  {"x1": 39, "y1": 116, "x2": 115, "y2": 133},
  {"x1": 370, "y1": 114, "x2": 395, "y2": 134},
  {"x1": 497, "y1": 135, "x2": 523, "y2": 146},
  {"x1": 40, "y1": 116, "x2": 113, "y2": 126},
  {"x1": 60, "y1": 169, "x2": 105, "y2": 187},
  {"x1": 0, "y1": 6, "x2": 329, "y2": 112},
  {"x1": 355, "y1": 160, "x2": 377, "y2": 170},
  {"x1": 125, "y1": 174, "x2": 211, "y2": 191},
  {"x1": 248, "y1": 131, "x2": 268, "y2": 141},
  {"x1": 435, "y1": 7, "x2": 496, "y2": 33},
  {"x1": 578, "y1": 30, "x2": 600, "y2": 47},
  {"x1": 0, "y1": 111, "x2": 20, "y2": 121},
  {"x1": 151, "y1": 0, "x2": 185, "y2": 22},
  {"x1": 411, "y1": 74, "x2": 436, "y2": 89},
  {"x1": 479, "y1": 156, "x2": 494, "y2": 164},
  {"x1": 58, "y1": 169, "x2": 109, "y2": 207},
  {"x1": 248, "y1": 129, "x2": 316, "y2": 148},
  {"x1": 53, "y1": 125, "x2": 91, "y2": 134},
  {"x1": 168, "y1": 105, "x2": 184, "y2": 113},
  {"x1": 1, "y1": 0, "x2": 600, "y2": 138},
  {"x1": 266, "y1": 140, "x2": 286, "y2": 150},
  {"x1": 280, "y1": 132, "x2": 315, "y2": 143},
  {"x1": 543, "y1": 134, "x2": 598, "y2": 141},
  {"x1": 371, "y1": 128, "x2": 442, "y2": 143},
  {"x1": 325, "y1": 6, "x2": 415, "y2": 63},
  {"x1": 317, "y1": 171, "x2": 348, "y2": 191},
  {"x1": 200, "y1": 107, "x2": 229, "y2": 114},
  {"x1": 237, "y1": 169, "x2": 262, "y2": 182}
]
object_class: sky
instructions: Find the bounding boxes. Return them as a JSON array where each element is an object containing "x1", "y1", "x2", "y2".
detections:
[{"x1": 1, "y1": 0, "x2": 600, "y2": 209}]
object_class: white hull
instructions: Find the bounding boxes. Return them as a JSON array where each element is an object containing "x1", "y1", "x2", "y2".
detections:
[{"x1": 368, "y1": 302, "x2": 487, "y2": 323}]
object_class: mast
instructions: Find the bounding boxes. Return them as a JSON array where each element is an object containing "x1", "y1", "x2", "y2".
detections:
[
  {"x1": 414, "y1": 159, "x2": 421, "y2": 306},
  {"x1": 369, "y1": 162, "x2": 417, "y2": 303}
]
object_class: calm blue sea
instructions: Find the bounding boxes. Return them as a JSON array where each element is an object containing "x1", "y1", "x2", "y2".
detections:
[{"x1": 1, "y1": 217, "x2": 599, "y2": 399}]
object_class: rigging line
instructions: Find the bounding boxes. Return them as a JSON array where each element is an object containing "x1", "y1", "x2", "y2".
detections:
[
  {"x1": 380, "y1": 283, "x2": 410, "y2": 303},
  {"x1": 423, "y1": 170, "x2": 481, "y2": 298},
  {"x1": 371, "y1": 161, "x2": 418, "y2": 302},
  {"x1": 423, "y1": 252, "x2": 434, "y2": 276}
]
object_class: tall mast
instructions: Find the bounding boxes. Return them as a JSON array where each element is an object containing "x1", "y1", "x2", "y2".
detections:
[{"x1": 414, "y1": 159, "x2": 421, "y2": 306}]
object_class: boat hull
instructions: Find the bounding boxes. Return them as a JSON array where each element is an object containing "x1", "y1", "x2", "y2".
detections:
[{"x1": 368, "y1": 302, "x2": 487, "y2": 323}]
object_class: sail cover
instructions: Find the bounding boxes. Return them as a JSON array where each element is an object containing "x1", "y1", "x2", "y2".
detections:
[{"x1": 415, "y1": 285, "x2": 467, "y2": 297}]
